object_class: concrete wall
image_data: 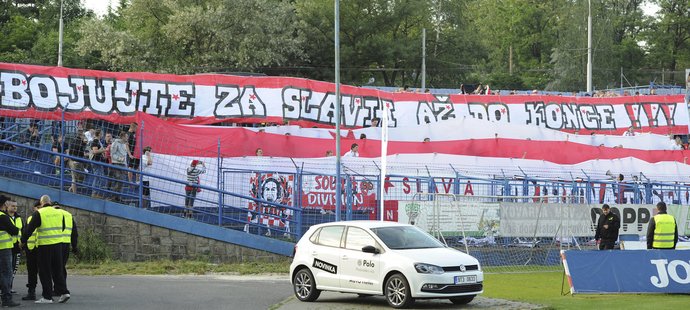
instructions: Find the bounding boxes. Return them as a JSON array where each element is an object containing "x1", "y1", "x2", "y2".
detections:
[{"x1": 5, "y1": 193, "x2": 287, "y2": 263}]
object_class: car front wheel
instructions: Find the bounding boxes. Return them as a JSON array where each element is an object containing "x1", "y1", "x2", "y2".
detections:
[
  {"x1": 449, "y1": 295, "x2": 475, "y2": 305},
  {"x1": 293, "y1": 268, "x2": 321, "y2": 302},
  {"x1": 384, "y1": 273, "x2": 414, "y2": 308}
]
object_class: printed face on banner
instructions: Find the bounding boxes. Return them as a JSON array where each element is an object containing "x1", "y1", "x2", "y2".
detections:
[
  {"x1": 1, "y1": 63, "x2": 687, "y2": 134},
  {"x1": 262, "y1": 179, "x2": 280, "y2": 202},
  {"x1": 247, "y1": 173, "x2": 293, "y2": 228}
]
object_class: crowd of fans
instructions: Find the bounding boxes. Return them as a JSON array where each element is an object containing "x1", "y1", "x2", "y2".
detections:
[
  {"x1": 386, "y1": 83, "x2": 675, "y2": 97},
  {"x1": 8, "y1": 119, "x2": 153, "y2": 203}
]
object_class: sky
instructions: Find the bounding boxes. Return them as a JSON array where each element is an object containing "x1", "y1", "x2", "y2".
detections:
[
  {"x1": 83, "y1": 0, "x2": 662, "y2": 18},
  {"x1": 83, "y1": 0, "x2": 116, "y2": 17}
]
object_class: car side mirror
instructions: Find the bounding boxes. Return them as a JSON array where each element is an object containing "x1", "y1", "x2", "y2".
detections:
[{"x1": 362, "y1": 245, "x2": 379, "y2": 254}]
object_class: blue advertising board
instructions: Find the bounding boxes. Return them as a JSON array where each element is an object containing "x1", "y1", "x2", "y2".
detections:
[{"x1": 561, "y1": 250, "x2": 690, "y2": 294}]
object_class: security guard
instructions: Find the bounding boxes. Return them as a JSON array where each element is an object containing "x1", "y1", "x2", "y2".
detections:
[
  {"x1": 0, "y1": 196, "x2": 19, "y2": 307},
  {"x1": 6, "y1": 200, "x2": 22, "y2": 293},
  {"x1": 21, "y1": 195, "x2": 72, "y2": 304},
  {"x1": 54, "y1": 202, "x2": 78, "y2": 294},
  {"x1": 646, "y1": 202, "x2": 679, "y2": 249},
  {"x1": 21, "y1": 201, "x2": 41, "y2": 301}
]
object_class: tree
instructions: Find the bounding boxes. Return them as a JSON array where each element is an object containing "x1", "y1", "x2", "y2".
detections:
[
  {"x1": 295, "y1": 0, "x2": 436, "y2": 87},
  {"x1": 423, "y1": 0, "x2": 486, "y2": 88},
  {"x1": 643, "y1": 0, "x2": 690, "y2": 84},
  {"x1": 0, "y1": 0, "x2": 92, "y2": 67},
  {"x1": 468, "y1": 0, "x2": 561, "y2": 89},
  {"x1": 548, "y1": 0, "x2": 647, "y2": 91},
  {"x1": 76, "y1": 0, "x2": 306, "y2": 74}
]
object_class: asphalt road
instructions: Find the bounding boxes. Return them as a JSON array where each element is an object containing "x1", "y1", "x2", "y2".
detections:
[
  {"x1": 7, "y1": 274, "x2": 540, "y2": 310},
  {"x1": 276, "y1": 291, "x2": 542, "y2": 310},
  {"x1": 8, "y1": 274, "x2": 292, "y2": 310}
]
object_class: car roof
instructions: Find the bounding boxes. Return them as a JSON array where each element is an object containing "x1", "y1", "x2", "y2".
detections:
[{"x1": 312, "y1": 220, "x2": 410, "y2": 230}]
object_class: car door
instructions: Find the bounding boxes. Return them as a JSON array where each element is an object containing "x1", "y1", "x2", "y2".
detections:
[
  {"x1": 310, "y1": 225, "x2": 344, "y2": 289},
  {"x1": 339, "y1": 226, "x2": 382, "y2": 293}
]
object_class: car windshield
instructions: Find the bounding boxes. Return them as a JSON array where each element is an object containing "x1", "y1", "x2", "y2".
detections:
[{"x1": 371, "y1": 226, "x2": 445, "y2": 250}]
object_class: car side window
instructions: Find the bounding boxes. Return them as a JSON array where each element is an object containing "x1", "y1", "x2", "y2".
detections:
[
  {"x1": 317, "y1": 226, "x2": 345, "y2": 247},
  {"x1": 309, "y1": 228, "x2": 320, "y2": 243},
  {"x1": 344, "y1": 227, "x2": 377, "y2": 251}
]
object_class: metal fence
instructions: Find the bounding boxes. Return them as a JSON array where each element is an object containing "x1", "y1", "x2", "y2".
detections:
[{"x1": 2, "y1": 117, "x2": 690, "y2": 245}]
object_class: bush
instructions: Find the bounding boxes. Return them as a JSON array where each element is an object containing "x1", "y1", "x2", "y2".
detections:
[
  {"x1": 487, "y1": 73, "x2": 525, "y2": 90},
  {"x1": 75, "y1": 228, "x2": 111, "y2": 263}
]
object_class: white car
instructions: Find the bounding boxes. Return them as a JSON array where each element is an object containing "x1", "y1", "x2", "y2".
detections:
[{"x1": 289, "y1": 220, "x2": 483, "y2": 308}]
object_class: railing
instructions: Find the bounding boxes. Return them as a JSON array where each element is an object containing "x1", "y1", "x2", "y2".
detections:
[
  {"x1": 2, "y1": 132, "x2": 690, "y2": 242},
  {"x1": 0, "y1": 139, "x2": 303, "y2": 240}
]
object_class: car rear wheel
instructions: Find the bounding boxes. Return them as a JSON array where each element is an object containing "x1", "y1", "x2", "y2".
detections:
[
  {"x1": 384, "y1": 273, "x2": 414, "y2": 308},
  {"x1": 293, "y1": 268, "x2": 321, "y2": 302},
  {"x1": 449, "y1": 295, "x2": 475, "y2": 305}
]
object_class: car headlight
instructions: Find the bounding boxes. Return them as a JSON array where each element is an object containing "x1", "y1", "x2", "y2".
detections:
[{"x1": 414, "y1": 263, "x2": 444, "y2": 274}]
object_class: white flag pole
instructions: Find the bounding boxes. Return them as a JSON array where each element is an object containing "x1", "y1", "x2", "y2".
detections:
[{"x1": 379, "y1": 103, "x2": 389, "y2": 221}]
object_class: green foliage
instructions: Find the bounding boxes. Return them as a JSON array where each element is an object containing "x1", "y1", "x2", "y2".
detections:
[
  {"x1": 75, "y1": 228, "x2": 112, "y2": 264},
  {"x1": 641, "y1": 0, "x2": 690, "y2": 83},
  {"x1": 487, "y1": 73, "x2": 525, "y2": 90},
  {"x1": 75, "y1": 0, "x2": 306, "y2": 74},
  {"x1": 0, "y1": 0, "x2": 688, "y2": 90}
]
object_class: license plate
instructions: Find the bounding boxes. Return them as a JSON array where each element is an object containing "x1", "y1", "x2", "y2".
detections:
[{"x1": 454, "y1": 275, "x2": 477, "y2": 284}]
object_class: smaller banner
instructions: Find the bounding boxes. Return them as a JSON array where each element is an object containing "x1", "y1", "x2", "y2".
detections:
[
  {"x1": 500, "y1": 203, "x2": 594, "y2": 237},
  {"x1": 396, "y1": 200, "x2": 500, "y2": 236},
  {"x1": 246, "y1": 172, "x2": 294, "y2": 228},
  {"x1": 300, "y1": 175, "x2": 377, "y2": 211},
  {"x1": 561, "y1": 250, "x2": 690, "y2": 294}
]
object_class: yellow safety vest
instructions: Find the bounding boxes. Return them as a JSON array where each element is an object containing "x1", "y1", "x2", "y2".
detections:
[
  {"x1": 0, "y1": 213, "x2": 14, "y2": 250},
  {"x1": 26, "y1": 215, "x2": 38, "y2": 250},
  {"x1": 652, "y1": 214, "x2": 676, "y2": 249},
  {"x1": 10, "y1": 215, "x2": 22, "y2": 244},
  {"x1": 36, "y1": 207, "x2": 67, "y2": 246},
  {"x1": 59, "y1": 209, "x2": 73, "y2": 244}
]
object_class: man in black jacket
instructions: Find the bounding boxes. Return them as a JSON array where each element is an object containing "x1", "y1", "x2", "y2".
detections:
[
  {"x1": 0, "y1": 196, "x2": 19, "y2": 307},
  {"x1": 595, "y1": 204, "x2": 620, "y2": 250}
]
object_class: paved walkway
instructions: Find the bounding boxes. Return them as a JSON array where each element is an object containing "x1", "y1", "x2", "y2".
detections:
[
  {"x1": 7, "y1": 274, "x2": 542, "y2": 310},
  {"x1": 275, "y1": 291, "x2": 543, "y2": 310}
]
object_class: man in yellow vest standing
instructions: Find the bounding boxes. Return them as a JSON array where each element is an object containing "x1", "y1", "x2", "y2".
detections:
[
  {"x1": 21, "y1": 201, "x2": 41, "y2": 301},
  {"x1": 52, "y1": 201, "x2": 77, "y2": 292},
  {"x1": 0, "y1": 195, "x2": 19, "y2": 307},
  {"x1": 6, "y1": 199, "x2": 22, "y2": 294},
  {"x1": 21, "y1": 195, "x2": 71, "y2": 304},
  {"x1": 646, "y1": 202, "x2": 679, "y2": 249}
]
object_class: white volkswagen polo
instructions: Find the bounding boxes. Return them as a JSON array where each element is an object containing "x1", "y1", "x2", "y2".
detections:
[{"x1": 289, "y1": 220, "x2": 483, "y2": 308}]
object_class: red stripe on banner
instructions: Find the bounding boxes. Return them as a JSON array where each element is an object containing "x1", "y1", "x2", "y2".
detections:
[{"x1": 138, "y1": 113, "x2": 690, "y2": 164}]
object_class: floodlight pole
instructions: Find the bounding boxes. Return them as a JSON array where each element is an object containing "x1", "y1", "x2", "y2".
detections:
[
  {"x1": 58, "y1": 0, "x2": 64, "y2": 67},
  {"x1": 335, "y1": 0, "x2": 342, "y2": 221},
  {"x1": 421, "y1": 28, "x2": 426, "y2": 90},
  {"x1": 586, "y1": 0, "x2": 592, "y2": 93}
]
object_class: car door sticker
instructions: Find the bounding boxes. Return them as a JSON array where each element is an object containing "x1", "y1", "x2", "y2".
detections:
[
  {"x1": 356, "y1": 259, "x2": 376, "y2": 273},
  {"x1": 313, "y1": 258, "x2": 338, "y2": 274}
]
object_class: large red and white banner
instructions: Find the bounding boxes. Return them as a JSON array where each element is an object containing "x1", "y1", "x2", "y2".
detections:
[
  {"x1": 137, "y1": 113, "x2": 690, "y2": 164},
  {"x1": 1, "y1": 62, "x2": 687, "y2": 134}
]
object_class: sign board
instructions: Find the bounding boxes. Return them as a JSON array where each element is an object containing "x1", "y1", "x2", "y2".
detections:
[{"x1": 562, "y1": 250, "x2": 690, "y2": 294}]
